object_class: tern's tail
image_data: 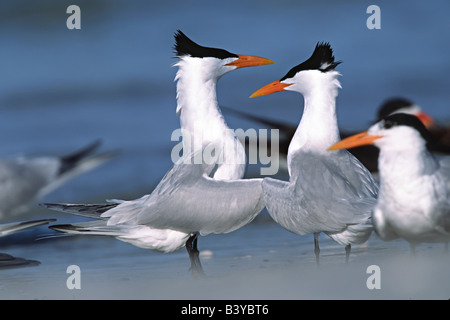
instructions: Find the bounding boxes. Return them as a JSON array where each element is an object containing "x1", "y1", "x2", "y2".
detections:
[
  {"x1": 48, "y1": 219, "x2": 190, "y2": 253},
  {"x1": 49, "y1": 221, "x2": 122, "y2": 236},
  {"x1": 40, "y1": 202, "x2": 121, "y2": 219},
  {"x1": 44, "y1": 201, "x2": 192, "y2": 253},
  {"x1": 44, "y1": 202, "x2": 124, "y2": 236}
]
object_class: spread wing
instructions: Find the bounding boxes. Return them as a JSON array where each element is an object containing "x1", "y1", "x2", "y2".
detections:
[{"x1": 101, "y1": 149, "x2": 265, "y2": 235}]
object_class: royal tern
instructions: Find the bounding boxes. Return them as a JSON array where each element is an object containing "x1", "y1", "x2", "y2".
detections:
[
  {"x1": 224, "y1": 97, "x2": 450, "y2": 173},
  {"x1": 173, "y1": 30, "x2": 272, "y2": 272},
  {"x1": 174, "y1": 30, "x2": 274, "y2": 179},
  {"x1": 329, "y1": 113, "x2": 450, "y2": 254},
  {"x1": 250, "y1": 42, "x2": 379, "y2": 264},
  {"x1": 0, "y1": 140, "x2": 116, "y2": 236},
  {"x1": 44, "y1": 31, "x2": 271, "y2": 275}
]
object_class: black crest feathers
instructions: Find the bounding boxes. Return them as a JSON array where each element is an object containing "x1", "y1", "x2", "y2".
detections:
[
  {"x1": 280, "y1": 42, "x2": 341, "y2": 81},
  {"x1": 174, "y1": 30, "x2": 238, "y2": 60}
]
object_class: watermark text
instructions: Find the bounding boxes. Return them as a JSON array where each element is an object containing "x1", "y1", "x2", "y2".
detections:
[{"x1": 170, "y1": 128, "x2": 280, "y2": 176}]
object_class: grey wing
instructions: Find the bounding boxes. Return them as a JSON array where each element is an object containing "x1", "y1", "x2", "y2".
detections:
[
  {"x1": 298, "y1": 151, "x2": 378, "y2": 221},
  {"x1": 438, "y1": 156, "x2": 450, "y2": 190},
  {"x1": 148, "y1": 144, "x2": 224, "y2": 197},
  {"x1": 321, "y1": 150, "x2": 379, "y2": 198},
  {"x1": 268, "y1": 151, "x2": 377, "y2": 235},
  {"x1": 262, "y1": 177, "x2": 317, "y2": 235},
  {"x1": 102, "y1": 148, "x2": 217, "y2": 225},
  {"x1": 134, "y1": 175, "x2": 265, "y2": 235},
  {"x1": 297, "y1": 150, "x2": 379, "y2": 201},
  {"x1": 103, "y1": 148, "x2": 264, "y2": 235},
  {"x1": 428, "y1": 202, "x2": 450, "y2": 235},
  {"x1": 427, "y1": 156, "x2": 450, "y2": 234}
]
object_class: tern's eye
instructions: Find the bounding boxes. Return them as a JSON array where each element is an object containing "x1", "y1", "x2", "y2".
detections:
[{"x1": 383, "y1": 120, "x2": 394, "y2": 129}]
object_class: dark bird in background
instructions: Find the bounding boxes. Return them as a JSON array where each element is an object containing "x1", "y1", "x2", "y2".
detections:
[{"x1": 224, "y1": 97, "x2": 450, "y2": 174}]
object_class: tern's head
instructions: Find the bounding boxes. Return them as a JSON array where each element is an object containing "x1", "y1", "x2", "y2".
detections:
[
  {"x1": 173, "y1": 30, "x2": 274, "y2": 80},
  {"x1": 377, "y1": 97, "x2": 435, "y2": 129},
  {"x1": 329, "y1": 113, "x2": 436, "y2": 152},
  {"x1": 250, "y1": 42, "x2": 342, "y2": 98}
]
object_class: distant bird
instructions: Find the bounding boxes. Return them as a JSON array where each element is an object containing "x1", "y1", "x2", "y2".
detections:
[
  {"x1": 0, "y1": 252, "x2": 42, "y2": 269},
  {"x1": 0, "y1": 140, "x2": 116, "y2": 237},
  {"x1": 1, "y1": 219, "x2": 55, "y2": 269},
  {"x1": 250, "y1": 42, "x2": 378, "y2": 264},
  {"x1": 355, "y1": 97, "x2": 450, "y2": 172},
  {"x1": 43, "y1": 30, "x2": 272, "y2": 275},
  {"x1": 1, "y1": 219, "x2": 56, "y2": 237},
  {"x1": 224, "y1": 97, "x2": 450, "y2": 173},
  {"x1": 329, "y1": 113, "x2": 450, "y2": 254}
]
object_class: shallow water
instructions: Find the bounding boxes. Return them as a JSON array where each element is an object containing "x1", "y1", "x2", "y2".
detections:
[
  {"x1": 1, "y1": 217, "x2": 450, "y2": 300},
  {"x1": 1, "y1": 1, "x2": 450, "y2": 300}
]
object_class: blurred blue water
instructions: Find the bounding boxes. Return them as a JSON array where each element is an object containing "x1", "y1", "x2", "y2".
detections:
[{"x1": 0, "y1": 0, "x2": 449, "y2": 204}]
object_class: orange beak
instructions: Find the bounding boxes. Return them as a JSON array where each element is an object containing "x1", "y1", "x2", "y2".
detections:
[
  {"x1": 328, "y1": 131, "x2": 384, "y2": 151},
  {"x1": 416, "y1": 111, "x2": 435, "y2": 129},
  {"x1": 250, "y1": 79, "x2": 293, "y2": 98},
  {"x1": 225, "y1": 54, "x2": 275, "y2": 69}
]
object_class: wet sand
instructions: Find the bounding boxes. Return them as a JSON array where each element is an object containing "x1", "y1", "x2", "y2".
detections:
[{"x1": 1, "y1": 213, "x2": 449, "y2": 300}]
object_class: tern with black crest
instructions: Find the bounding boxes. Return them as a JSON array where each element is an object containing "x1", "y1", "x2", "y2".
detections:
[
  {"x1": 44, "y1": 31, "x2": 272, "y2": 275},
  {"x1": 251, "y1": 42, "x2": 379, "y2": 264}
]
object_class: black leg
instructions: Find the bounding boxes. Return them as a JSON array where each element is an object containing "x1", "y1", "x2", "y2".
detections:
[
  {"x1": 186, "y1": 233, "x2": 205, "y2": 276},
  {"x1": 314, "y1": 232, "x2": 320, "y2": 267},
  {"x1": 345, "y1": 244, "x2": 351, "y2": 264}
]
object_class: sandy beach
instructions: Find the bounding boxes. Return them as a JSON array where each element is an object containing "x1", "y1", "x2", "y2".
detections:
[{"x1": 1, "y1": 211, "x2": 449, "y2": 300}]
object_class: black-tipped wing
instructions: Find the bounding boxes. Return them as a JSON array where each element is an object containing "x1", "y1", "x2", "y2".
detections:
[{"x1": 0, "y1": 218, "x2": 56, "y2": 237}]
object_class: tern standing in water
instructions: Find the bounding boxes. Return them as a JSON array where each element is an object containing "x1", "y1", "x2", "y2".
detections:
[
  {"x1": 251, "y1": 43, "x2": 379, "y2": 264},
  {"x1": 44, "y1": 31, "x2": 273, "y2": 275}
]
